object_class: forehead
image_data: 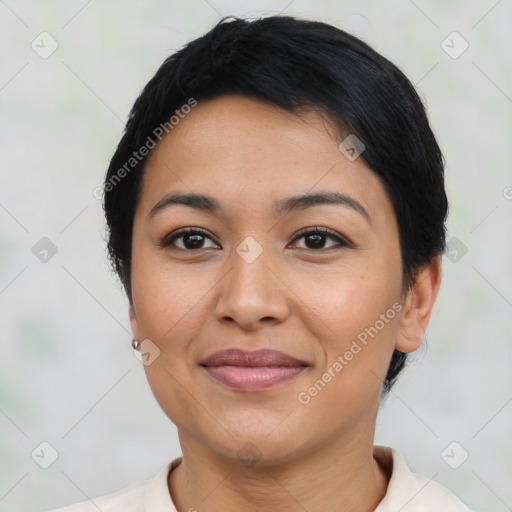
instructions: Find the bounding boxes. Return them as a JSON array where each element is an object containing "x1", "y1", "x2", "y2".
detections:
[{"x1": 136, "y1": 95, "x2": 395, "y2": 224}]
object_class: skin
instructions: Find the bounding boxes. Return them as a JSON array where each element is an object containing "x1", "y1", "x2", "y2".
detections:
[{"x1": 128, "y1": 95, "x2": 442, "y2": 512}]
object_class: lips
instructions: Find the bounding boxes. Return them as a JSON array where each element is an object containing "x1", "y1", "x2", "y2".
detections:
[
  {"x1": 200, "y1": 348, "x2": 309, "y2": 368},
  {"x1": 200, "y1": 349, "x2": 309, "y2": 391}
]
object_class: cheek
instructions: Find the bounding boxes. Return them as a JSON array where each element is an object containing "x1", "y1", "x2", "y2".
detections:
[
  {"x1": 131, "y1": 258, "x2": 212, "y2": 426},
  {"x1": 274, "y1": 269, "x2": 402, "y2": 437},
  {"x1": 131, "y1": 245, "x2": 215, "y2": 341},
  {"x1": 300, "y1": 257, "x2": 400, "y2": 338},
  {"x1": 130, "y1": 248, "x2": 217, "y2": 403},
  {"x1": 299, "y1": 264, "x2": 401, "y2": 381}
]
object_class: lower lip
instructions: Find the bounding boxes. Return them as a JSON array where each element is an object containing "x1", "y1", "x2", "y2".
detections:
[{"x1": 202, "y1": 365, "x2": 307, "y2": 391}]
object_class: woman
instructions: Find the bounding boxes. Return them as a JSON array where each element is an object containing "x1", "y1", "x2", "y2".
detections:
[{"x1": 48, "y1": 15, "x2": 475, "y2": 512}]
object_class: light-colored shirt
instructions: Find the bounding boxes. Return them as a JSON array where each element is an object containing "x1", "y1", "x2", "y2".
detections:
[{"x1": 45, "y1": 445, "x2": 475, "y2": 511}]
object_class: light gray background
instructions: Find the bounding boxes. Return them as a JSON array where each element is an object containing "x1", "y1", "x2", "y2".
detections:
[{"x1": 1, "y1": 1, "x2": 511, "y2": 511}]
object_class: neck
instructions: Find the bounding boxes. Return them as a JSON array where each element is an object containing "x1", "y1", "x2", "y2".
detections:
[{"x1": 168, "y1": 431, "x2": 390, "y2": 512}]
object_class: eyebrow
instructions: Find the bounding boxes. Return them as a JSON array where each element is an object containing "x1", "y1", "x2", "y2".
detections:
[{"x1": 147, "y1": 191, "x2": 371, "y2": 224}]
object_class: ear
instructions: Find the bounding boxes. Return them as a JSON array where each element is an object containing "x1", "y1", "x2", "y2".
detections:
[
  {"x1": 395, "y1": 256, "x2": 442, "y2": 353},
  {"x1": 129, "y1": 302, "x2": 140, "y2": 341}
]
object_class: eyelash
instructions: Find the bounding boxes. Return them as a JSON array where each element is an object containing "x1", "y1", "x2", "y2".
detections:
[{"x1": 159, "y1": 226, "x2": 351, "y2": 252}]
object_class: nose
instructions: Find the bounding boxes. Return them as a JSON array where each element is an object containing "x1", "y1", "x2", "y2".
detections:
[{"x1": 213, "y1": 239, "x2": 291, "y2": 330}]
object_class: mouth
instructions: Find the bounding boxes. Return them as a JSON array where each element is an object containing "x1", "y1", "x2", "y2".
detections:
[{"x1": 200, "y1": 348, "x2": 309, "y2": 392}]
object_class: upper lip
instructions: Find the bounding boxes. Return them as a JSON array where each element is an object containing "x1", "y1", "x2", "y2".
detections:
[{"x1": 200, "y1": 349, "x2": 309, "y2": 368}]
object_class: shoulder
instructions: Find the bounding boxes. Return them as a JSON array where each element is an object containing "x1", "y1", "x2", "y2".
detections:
[
  {"x1": 374, "y1": 445, "x2": 477, "y2": 512},
  {"x1": 43, "y1": 460, "x2": 178, "y2": 512}
]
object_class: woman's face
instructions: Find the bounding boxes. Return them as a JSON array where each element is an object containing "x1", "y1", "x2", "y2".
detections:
[{"x1": 129, "y1": 95, "x2": 410, "y2": 464}]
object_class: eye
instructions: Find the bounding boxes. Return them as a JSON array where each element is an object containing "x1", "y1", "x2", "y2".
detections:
[
  {"x1": 159, "y1": 226, "x2": 350, "y2": 252},
  {"x1": 159, "y1": 227, "x2": 219, "y2": 251},
  {"x1": 288, "y1": 226, "x2": 350, "y2": 250}
]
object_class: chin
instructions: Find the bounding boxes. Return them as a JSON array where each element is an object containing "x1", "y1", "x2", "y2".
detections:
[{"x1": 201, "y1": 418, "x2": 309, "y2": 466}]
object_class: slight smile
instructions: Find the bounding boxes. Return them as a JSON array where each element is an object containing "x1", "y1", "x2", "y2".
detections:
[{"x1": 200, "y1": 348, "x2": 310, "y2": 392}]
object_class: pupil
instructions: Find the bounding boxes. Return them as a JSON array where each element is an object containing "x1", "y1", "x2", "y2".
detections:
[
  {"x1": 307, "y1": 234, "x2": 325, "y2": 249},
  {"x1": 185, "y1": 234, "x2": 203, "y2": 249}
]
